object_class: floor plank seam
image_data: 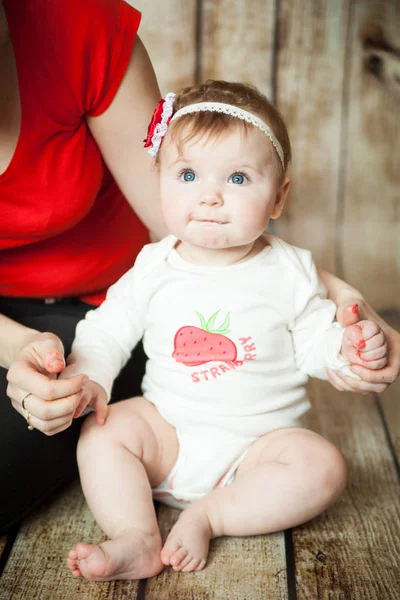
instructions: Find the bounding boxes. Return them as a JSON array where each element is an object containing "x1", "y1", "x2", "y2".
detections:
[
  {"x1": 136, "y1": 576, "x2": 148, "y2": 600},
  {"x1": 284, "y1": 528, "x2": 298, "y2": 600},
  {"x1": 0, "y1": 522, "x2": 20, "y2": 578},
  {"x1": 375, "y1": 395, "x2": 400, "y2": 484}
]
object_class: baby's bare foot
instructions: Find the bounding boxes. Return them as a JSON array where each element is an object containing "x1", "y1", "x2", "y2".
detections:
[
  {"x1": 161, "y1": 505, "x2": 213, "y2": 573},
  {"x1": 67, "y1": 528, "x2": 163, "y2": 581}
]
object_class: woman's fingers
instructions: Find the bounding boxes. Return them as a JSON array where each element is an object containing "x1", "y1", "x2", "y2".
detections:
[
  {"x1": 25, "y1": 332, "x2": 66, "y2": 373},
  {"x1": 10, "y1": 388, "x2": 84, "y2": 420},
  {"x1": 333, "y1": 369, "x2": 387, "y2": 393},
  {"x1": 336, "y1": 303, "x2": 360, "y2": 327},
  {"x1": 10, "y1": 388, "x2": 86, "y2": 435},
  {"x1": 7, "y1": 363, "x2": 88, "y2": 402},
  {"x1": 326, "y1": 368, "x2": 353, "y2": 392},
  {"x1": 5, "y1": 330, "x2": 92, "y2": 434},
  {"x1": 355, "y1": 357, "x2": 388, "y2": 370},
  {"x1": 43, "y1": 350, "x2": 66, "y2": 374},
  {"x1": 20, "y1": 412, "x2": 75, "y2": 436},
  {"x1": 336, "y1": 301, "x2": 399, "y2": 389},
  {"x1": 349, "y1": 364, "x2": 392, "y2": 386}
]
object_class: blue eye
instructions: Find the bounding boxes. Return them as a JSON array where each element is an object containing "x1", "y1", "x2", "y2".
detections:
[
  {"x1": 229, "y1": 173, "x2": 246, "y2": 184},
  {"x1": 181, "y1": 170, "x2": 196, "y2": 182}
]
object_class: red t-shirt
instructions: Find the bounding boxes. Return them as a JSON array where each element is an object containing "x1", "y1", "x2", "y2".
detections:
[{"x1": 0, "y1": 0, "x2": 150, "y2": 305}]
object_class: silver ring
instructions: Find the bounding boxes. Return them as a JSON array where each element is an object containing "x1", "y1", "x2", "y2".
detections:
[{"x1": 22, "y1": 392, "x2": 33, "y2": 412}]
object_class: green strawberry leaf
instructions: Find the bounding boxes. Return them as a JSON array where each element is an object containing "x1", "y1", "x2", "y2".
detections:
[
  {"x1": 195, "y1": 311, "x2": 208, "y2": 331},
  {"x1": 205, "y1": 310, "x2": 221, "y2": 332},
  {"x1": 195, "y1": 310, "x2": 231, "y2": 334},
  {"x1": 215, "y1": 312, "x2": 231, "y2": 334}
]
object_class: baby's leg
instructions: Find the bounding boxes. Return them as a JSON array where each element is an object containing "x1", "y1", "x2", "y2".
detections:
[
  {"x1": 67, "y1": 397, "x2": 179, "y2": 581},
  {"x1": 161, "y1": 428, "x2": 347, "y2": 572}
]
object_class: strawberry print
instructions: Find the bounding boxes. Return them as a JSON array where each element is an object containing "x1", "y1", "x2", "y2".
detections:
[{"x1": 172, "y1": 310, "x2": 237, "y2": 366}]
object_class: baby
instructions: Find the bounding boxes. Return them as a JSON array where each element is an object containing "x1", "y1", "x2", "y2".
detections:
[{"x1": 64, "y1": 80, "x2": 387, "y2": 581}]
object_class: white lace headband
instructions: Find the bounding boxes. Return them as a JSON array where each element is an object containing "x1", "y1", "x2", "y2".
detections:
[{"x1": 144, "y1": 93, "x2": 285, "y2": 169}]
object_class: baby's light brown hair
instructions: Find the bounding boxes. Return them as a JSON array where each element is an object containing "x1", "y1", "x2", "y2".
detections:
[{"x1": 160, "y1": 80, "x2": 291, "y2": 181}]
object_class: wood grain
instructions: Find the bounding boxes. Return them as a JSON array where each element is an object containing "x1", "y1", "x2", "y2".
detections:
[
  {"x1": 129, "y1": 0, "x2": 198, "y2": 94},
  {"x1": 293, "y1": 380, "x2": 400, "y2": 600},
  {"x1": 340, "y1": 1, "x2": 400, "y2": 310},
  {"x1": 275, "y1": 0, "x2": 349, "y2": 274},
  {"x1": 200, "y1": 0, "x2": 276, "y2": 97},
  {"x1": 0, "y1": 481, "x2": 139, "y2": 600},
  {"x1": 145, "y1": 504, "x2": 288, "y2": 599}
]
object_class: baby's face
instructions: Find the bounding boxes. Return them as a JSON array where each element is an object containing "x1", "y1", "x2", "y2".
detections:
[{"x1": 159, "y1": 125, "x2": 286, "y2": 254}]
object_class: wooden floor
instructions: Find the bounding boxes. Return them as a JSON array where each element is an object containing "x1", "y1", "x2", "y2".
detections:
[{"x1": 1, "y1": 316, "x2": 399, "y2": 600}]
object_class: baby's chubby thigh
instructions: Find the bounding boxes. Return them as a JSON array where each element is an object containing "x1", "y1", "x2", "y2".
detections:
[
  {"x1": 77, "y1": 396, "x2": 179, "y2": 487},
  {"x1": 236, "y1": 427, "x2": 348, "y2": 506}
]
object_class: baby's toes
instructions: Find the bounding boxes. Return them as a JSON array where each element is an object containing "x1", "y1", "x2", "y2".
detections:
[
  {"x1": 161, "y1": 538, "x2": 182, "y2": 565},
  {"x1": 67, "y1": 552, "x2": 81, "y2": 577},
  {"x1": 196, "y1": 558, "x2": 207, "y2": 571},
  {"x1": 68, "y1": 548, "x2": 78, "y2": 561},
  {"x1": 170, "y1": 546, "x2": 189, "y2": 568},
  {"x1": 74, "y1": 542, "x2": 92, "y2": 560},
  {"x1": 69, "y1": 565, "x2": 82, "y2": 578},
  {"x1": 173, "y1": 552, "x2": 193, "y2": 571},
  {"x1": 181, "y1": 557, "x2": 203, "y2": 573}
]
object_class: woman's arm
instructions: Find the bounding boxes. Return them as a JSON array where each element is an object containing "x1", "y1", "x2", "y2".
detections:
[
  {"x1": 87, "y1": 36, "x2": 167, "y2": 240},
  {"x1": 317, "y1": 267, "x2": 400, "y2": 391}
]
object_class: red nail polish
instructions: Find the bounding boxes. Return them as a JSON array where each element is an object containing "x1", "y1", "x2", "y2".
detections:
[
  {"x1": 356, "y1": 340, "x2": 366, "y2": 349},
  {"x1": 351, "y1": 304, "x2": 359, "y2": 314}
]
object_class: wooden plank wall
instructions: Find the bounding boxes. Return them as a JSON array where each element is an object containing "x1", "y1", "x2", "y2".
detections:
[{"x1": 133, "y1": 0, "x2": 399, "y2": 311}]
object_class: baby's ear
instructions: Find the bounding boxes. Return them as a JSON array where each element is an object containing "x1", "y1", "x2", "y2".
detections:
[{"x1": 271, "y1": 176, "x2": 290, "y2": 219}]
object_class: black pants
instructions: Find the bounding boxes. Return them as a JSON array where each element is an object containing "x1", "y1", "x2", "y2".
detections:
[{"x1": 0, "y1": 297, "x2": 147, "y2": 534}]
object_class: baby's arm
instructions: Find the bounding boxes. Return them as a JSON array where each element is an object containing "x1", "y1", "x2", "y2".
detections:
[
  {"x1": 60, "y1": 266, "x2": 145, "y2": 410},
  {"x1": 318, "y1": 267, "x2": 398, "y2": 391},
  {"x1": 290, "y1": 253, "x2": 385, "y2": 379}
]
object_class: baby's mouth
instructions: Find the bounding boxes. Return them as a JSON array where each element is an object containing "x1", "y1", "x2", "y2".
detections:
[{"x1": 193, "y1": 218, "x2": 229, "y2": 225}]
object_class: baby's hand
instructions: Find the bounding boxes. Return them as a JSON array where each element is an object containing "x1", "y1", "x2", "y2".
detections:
[
  {"x1": 341, "y1": 320, "x2": 387, "y2": 369},
  {"x1": 72, "y1": 379, "x2": 108, "y2": 425}
]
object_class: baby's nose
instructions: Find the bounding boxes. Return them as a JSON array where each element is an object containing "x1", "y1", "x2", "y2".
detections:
[{"x1": 199, "y1": 191, "x2": 223, "y2": 206}]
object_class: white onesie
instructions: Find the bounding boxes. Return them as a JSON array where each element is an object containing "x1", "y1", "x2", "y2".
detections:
[{"x1": 69, "y1": 234, "x2": 350, "y2": 508}]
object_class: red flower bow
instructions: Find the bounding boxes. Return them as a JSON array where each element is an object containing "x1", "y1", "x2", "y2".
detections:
[{"x1": 143, "y1": 98, "x2": 172, "y2": 149}]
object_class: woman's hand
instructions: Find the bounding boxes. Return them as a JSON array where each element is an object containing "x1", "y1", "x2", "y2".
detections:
[
  {"x1": 6, "y1": 332, "x2": 88, "y2": 435},
  {"x1": 341, "y1": 320, "x2": 387, "y2": 369},
  {"x1": 328, "y1": 302, "x2": 400, "y2": 393}
]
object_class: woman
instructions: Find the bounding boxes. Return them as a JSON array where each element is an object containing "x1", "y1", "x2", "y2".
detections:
[{"x1": 0, "y1": 0, "x2": 398, "y2": 534}]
